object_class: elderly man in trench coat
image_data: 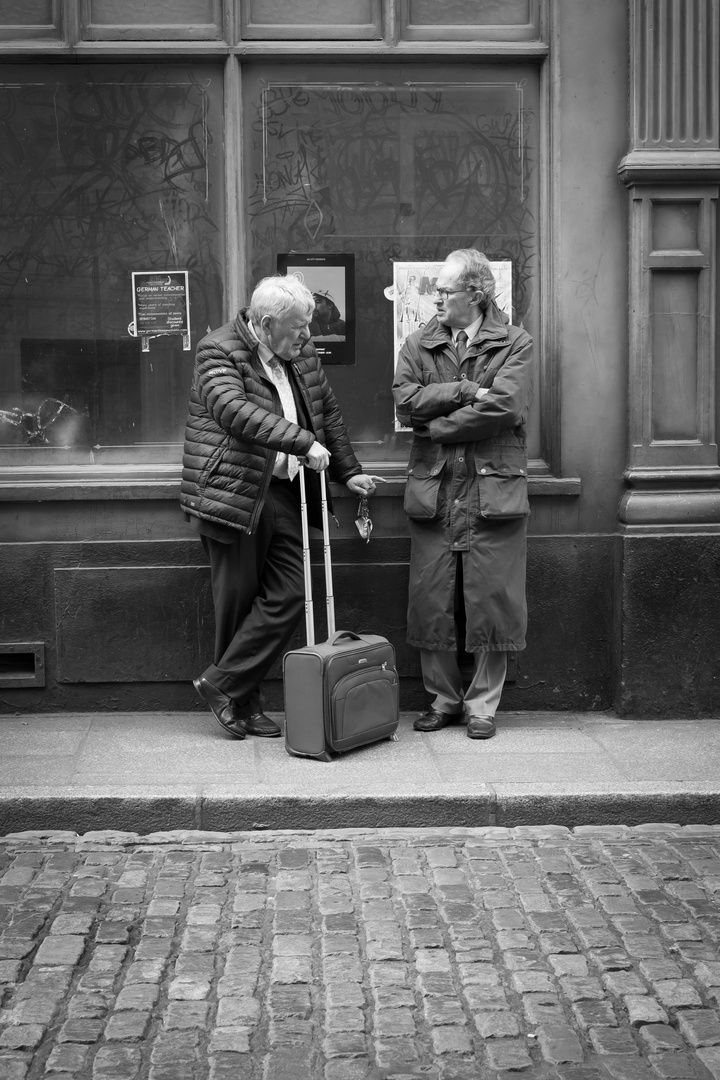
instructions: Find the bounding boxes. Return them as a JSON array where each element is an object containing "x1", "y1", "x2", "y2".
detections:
[{"x1": 392, "y1": 249, "x2": 533, "y2": 740}]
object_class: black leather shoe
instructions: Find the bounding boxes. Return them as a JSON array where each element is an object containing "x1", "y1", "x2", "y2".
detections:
[
  {"x1": 466, "y1": 714, "x2": 496, "y2": 739},
  {"x1": 413, "y1": 708, "x2": 464, "y2": 732},
  {"x1": 242, "y1": 712, "x2": 282, "y2": 738},
  {"x1": 193, "y1": 676, "x2": 248, "y2": 739}
]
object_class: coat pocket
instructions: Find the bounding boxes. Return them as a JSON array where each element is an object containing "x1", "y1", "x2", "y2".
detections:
[
  {"x1": 477, "y1": 470, "x2": 530, "y2": 520},
  {"x1": 199, "y1": 435, "x2": 230, "y2": 492},
  {"x1": 403, "y1": 460, "x2": 446, "y2": 520}
]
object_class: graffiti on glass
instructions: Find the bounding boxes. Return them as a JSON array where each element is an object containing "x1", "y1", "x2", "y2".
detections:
[{"x1": 247, "y1": 81, "x2": 536, "y2": 319}]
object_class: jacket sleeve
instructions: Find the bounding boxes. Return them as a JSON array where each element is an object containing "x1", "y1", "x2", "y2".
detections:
[
  {"x1": 425, "y1": 335, "x2": 533, "y2": 444},
  {"x1": 195, "y1": 342, "x2": 315, "y2": 456},
  {"x1": 316, "y1": 366, "x2": 362, "y2": 484},
  {"x1": 392, "y1": 343, "x2": 479, "y2": 427}
]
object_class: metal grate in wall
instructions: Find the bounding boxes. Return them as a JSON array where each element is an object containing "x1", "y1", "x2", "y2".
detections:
[{"x1": 0, "y1": 643, "x2": 46, "y2": 688}]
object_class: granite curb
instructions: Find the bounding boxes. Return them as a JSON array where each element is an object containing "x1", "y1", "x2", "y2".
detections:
[
  {"x1": 1, "y1": 786, "x2": 720, "y2": 836},
  {"x1": 3, "y1": 822, "x2": 720, "y2": 847}
]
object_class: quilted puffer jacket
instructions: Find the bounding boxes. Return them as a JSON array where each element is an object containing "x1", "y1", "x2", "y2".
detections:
[{"x1": 180, "y1": 309, "x2": 361, "y2": 535}]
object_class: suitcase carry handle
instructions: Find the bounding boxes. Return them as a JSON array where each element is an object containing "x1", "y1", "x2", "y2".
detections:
[
  {"x1": 329, "y1": 631, "x2": 362, "y2": 644},
  {"x1": 298, "y1": 465, "x2": 336, "y2": 647}
]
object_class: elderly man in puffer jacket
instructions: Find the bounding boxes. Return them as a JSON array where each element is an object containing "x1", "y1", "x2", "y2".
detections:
[{"x1": 181, "y1": 275, "x2": 378, "y2": 739}]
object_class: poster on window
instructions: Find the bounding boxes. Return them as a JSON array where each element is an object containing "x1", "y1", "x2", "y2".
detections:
[
  {"x1": 130, "y1": 270, "x2": 191, "y2": 352},
  {"x1": 277, "y1": 253, "x2": 354, "y2": 366},
  {"x1": 388, "y1": 260, "x2": 513, "y2": 431}
]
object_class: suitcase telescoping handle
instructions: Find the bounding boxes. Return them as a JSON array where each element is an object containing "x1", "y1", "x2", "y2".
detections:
[{"x1": 298, "y1": 465, "x2": 336, "y2": 646}]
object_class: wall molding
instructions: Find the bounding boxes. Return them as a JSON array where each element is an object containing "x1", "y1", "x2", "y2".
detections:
[
  {"x1": 619, "y1": 150, "x2": 720, "y2": 186},
  {"x1": 0, "y1": 465, "x2": 580, "y2": 502}
]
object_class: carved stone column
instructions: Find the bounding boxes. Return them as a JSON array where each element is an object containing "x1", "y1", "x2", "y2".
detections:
[
  {"x1": 616, "y1": 0, "x2": 720, "y2": 716},
  {"x1": 618, "y1": 0, "x2": 720, "y2": 527}
]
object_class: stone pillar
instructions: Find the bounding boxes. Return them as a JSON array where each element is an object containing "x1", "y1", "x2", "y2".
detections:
[{"x1": 617, "y1": 0, "x2": 720, "y2": 714}]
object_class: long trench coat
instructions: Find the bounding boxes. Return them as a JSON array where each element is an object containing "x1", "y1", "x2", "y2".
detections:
[{"x1": 392, "y1": 301, "x2": 533, "y2": 653}]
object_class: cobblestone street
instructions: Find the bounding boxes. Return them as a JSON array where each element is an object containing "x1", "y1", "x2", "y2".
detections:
[{"x1": 2, "y1": 825, "x2": 720, "y2": 1079}]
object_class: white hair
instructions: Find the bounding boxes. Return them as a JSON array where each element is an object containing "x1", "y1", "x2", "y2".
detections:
[
  {"x1": 249, "y1": 275, "x2": 314, "y2": 323},
  {"x1": 445, "y1": 249, "x2": 497, "y2": 310}
]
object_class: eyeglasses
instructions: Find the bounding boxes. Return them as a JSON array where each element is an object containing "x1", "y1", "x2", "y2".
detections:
[{"x1": 433, "y1": 287, "x2": 470, "y2": 300}]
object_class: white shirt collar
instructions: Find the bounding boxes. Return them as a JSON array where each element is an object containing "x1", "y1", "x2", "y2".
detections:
[{"x1": 453, "y1": 313, "x2": 483, "y2": 343}]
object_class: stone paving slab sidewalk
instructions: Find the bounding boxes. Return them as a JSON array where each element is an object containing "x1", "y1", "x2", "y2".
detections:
[
  {"x1": 2, "y1": 826, "x2": 720, "y2": 1079},
  {"x1": 4, "y1": 712, "x2": 720, "y2": 831}
]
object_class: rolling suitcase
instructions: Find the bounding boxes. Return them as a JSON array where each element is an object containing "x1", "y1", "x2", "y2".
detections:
[{"x1": 283, "y1": 467, "x2": 399, "y2": 762}]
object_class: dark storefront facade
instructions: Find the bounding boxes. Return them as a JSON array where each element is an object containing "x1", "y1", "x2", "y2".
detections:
[{"x1": 1, "y1": 0, "x2": 719, "y2": 717}]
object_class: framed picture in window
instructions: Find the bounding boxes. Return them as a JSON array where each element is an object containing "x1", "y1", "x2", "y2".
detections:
[{"x1": 277, "y1": 253, "x2": 355, "y2": 366}]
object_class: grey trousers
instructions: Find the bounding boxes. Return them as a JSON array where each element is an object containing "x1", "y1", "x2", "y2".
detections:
[{"x1": 420, "y1": 649, "x2": 508, "y2": 718}]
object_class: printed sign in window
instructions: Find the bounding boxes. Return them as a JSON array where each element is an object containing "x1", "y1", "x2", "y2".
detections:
[{"x1": 130, "y1": 271, "x2": 191, "y2": 352}]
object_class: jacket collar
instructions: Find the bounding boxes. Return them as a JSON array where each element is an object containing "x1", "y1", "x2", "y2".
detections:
[
  {"x1": 418, "y1": 299, "x2": 510, "y2": 352},
  {"x1": 233, "y1": 308, "x2": 259, "y2": 354}
]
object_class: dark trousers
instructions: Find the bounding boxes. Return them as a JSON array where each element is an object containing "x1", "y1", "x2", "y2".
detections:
[{"x1": 200, "y1": 479, "x2": 305, "y2": 715}]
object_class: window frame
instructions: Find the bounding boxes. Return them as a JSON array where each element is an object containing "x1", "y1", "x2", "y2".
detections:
[{"x1": 0, "y1": 0, "x2": 581, "y2": 502}]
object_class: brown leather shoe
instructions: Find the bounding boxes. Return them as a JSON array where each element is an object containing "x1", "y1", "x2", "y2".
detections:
[
  {"x1": 413, "y1": 708, "x2": 464, "y2": 732},
  {"x1": 193, "y1": 676, "x2": 248, "y2": 739},
  {"x1": 466, "y1": 714, "x2": 496, "y2": 739},
  {"x1": 242, "y1": 712, "x2": 282, "y2": 738}
]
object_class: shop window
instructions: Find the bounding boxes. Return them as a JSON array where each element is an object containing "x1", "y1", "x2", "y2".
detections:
[
  {"x1": 0, "y1": 65, "x2": 225, "y2": 465},
  {"x1": 243, "y1": 64, "x2": 540, "y2": 463}
]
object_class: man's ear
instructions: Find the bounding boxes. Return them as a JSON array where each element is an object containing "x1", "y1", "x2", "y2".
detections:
[{"x1": 259, "y1": 315, "x2": 273, "y2": 336}]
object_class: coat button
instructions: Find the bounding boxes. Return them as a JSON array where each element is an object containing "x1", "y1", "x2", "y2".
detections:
[
  {"x1": 520, "y1": 469, "x2": 525, "y2": 474},
  {"x1": 458, "y1": 457, "x2": 463, "y2": 463},
  {"x1": 460, "y1": 373, "x2": 466, "y2": 379},
  {"x1": 480, "y1": 468, "x2": 487, "y2": 474}
]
